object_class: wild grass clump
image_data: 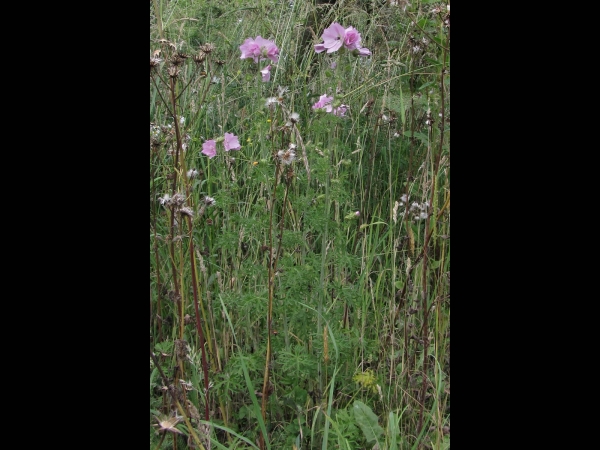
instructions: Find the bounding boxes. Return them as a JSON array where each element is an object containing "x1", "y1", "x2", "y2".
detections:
[{"x1": 150, "y1": 1, "x2": 450, "y2": 449}]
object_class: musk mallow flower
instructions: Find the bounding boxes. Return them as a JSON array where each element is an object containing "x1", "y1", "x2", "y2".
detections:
[
  {"x1": 312, "y1": 94, "x2": 333, "y2": 110},
  {"x1": 201, "y1": 132, "x2": 241, "y2": 158},
  {"x1": 201, "y1": 140, "x2": 217, "y2": 158},
  {"x1": 354, "y1": 47, "x2": 371, "y2": 57},
  {"x1": 330, "y1": 104, "x2": 349, "y2": 117},
  {"x1": 313, "y1": 94, "x2": 348, "y2": 117},
  {"x1": 240, "y1": 36, "x2": 279, "y2": 63},
  {"x1": 314, "y1": 23, "x2": 346, "y2": 54},
  {"x1": 260, "y1": 64, "x2": 271, "y2": 82},
  {"x1": 314, "y1": 23, "x2": 371, "y2": 56},
  {"x1": 343, "y1": 26, "x2": 362, "y2": 50},
  {"x1": 323, "y1": 102, "x2": 348, "y2": 117},
  {"x1": 223, "y1": 132, "x2": 241, "y2": 152}
]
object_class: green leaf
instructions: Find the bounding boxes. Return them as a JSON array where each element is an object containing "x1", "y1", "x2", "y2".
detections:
[
  {"x1": 388, "y1": 411, "x2": 400, "y2": 450},
  {"x1": 403, "y1": 131, "x2": 429, "y2": 144},
  {"x1": 150, "y1": 367, "x2": 158, "y2": 395},
  {"x1": 359, "y1": 221, "x2": 387, "y2": 231},
  {"x1": 154, "y1": 341, "x2": 173, "y2": 354},
  {"x1": 353, "y1": 401, "x2": 384, "y2": 445}
]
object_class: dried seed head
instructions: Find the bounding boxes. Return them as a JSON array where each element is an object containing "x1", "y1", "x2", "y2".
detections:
[
  {"x1": 170, "y1": 53, "x2": 186, "y2": 66},
  {"x1": 171, "y1": 193, "x2": 185, "y2": 206},
  {"x1": 150, "y1": 56, "x2": 163, "y2": 73},
  {"x1": 180, "y1": 206, "x2": 194, "y2": 218},
  {"x1": 200, "y1": 43, "x2": 215, "y2": 54},
  {"x1": 174, "y1": 339, "x2": 188, "y2": 360},
  {"x1": 193, "y1": 50, "x2": 206, "y2": 65},
  {"x1": 154, "y1": 415, "x2": 183, "y2": 435},
  {"x1": 157, "y1": 38, "x2": 175, "y2": 50},
  {"x1": 159, "y1": 194, "x2": 170, "y2": 206},
  {"x1": 277, "y1": 85, "x2": 289, "y2": 98},
  {"x1": 265, "y1": 97, "x2": 280, "y2": 109},
  {"x1": 180, "y1": 380, "x2": 194, "y2": 392},
  {"x1": 168, "y1": 66, "x2": 181, "y2": 78},
  {"x1": 277, "y1": 148, "x2": 296, "y2": 165}
]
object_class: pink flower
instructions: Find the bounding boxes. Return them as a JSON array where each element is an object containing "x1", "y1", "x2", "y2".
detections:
[
  {"x1": 332, "y1": 105, "x2": 349, "y2": 117},
  {"x1": 260, "y1": 65, "x2": 271, "y2": 82},
  {"x1": 343, "y1": 26, "x2": 362, "y2": 50},
  {"x1": 312, "y1": 94, "x2": 333, "y2": 110},
  {"x1": 314, "y1": 23, "x2": 371, "y2": 56},
  {"x1": 240, "y1": 37, "x2": 262, "y2": 61},
  {"x1": 223, "y1": 133, "x2": 241, "y2": 152},
  {"x1": 313, "y1": 94, "x2": 348, "y2": 117},
  {"x1": 314, "y1": 23, "x2": 346, "y2": 54},
  {"x1": 239, "y1": 36, "x2": 279, "y2": 63},
  {"x1": 201, "y1": 140, "x2": 217, "y2": 158}
]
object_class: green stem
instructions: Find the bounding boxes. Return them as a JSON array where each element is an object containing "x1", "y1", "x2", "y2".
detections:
[{"x1": 152, "y1": 0, "x2": 164, "y2": 41}]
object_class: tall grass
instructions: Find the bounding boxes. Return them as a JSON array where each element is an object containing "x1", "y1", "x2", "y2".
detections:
[{"x1": 150, "y1": 1, "x2": 450, "y2": 449}]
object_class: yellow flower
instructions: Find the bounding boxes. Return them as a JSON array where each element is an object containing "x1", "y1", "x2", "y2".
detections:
[{"x1": 353, "y1": 369, "x2": 378, "y2": 393}]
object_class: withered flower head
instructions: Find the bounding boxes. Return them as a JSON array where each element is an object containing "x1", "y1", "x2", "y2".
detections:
[
  {"x1": 170, "y1": 54, "x2": 185, "y2": 66},
  {"x1": 150, "y1": 56, "x2": 163, "y2": 73},
  {"x1": 180, "y1": 206, "x2": 194, "y2": 218},
  {"x1": 193, "y1": 50, "x2": 206, "y2": 65},
  {"x1": 200, "y1": 43, "x2": 216, "y2": 54},
  {"x1": 168, "y1": 66, "x2": 181, "y2": 78},
  {"x1": 153, "y1": 415, "x2": 183, "y2": 435},
  {"x1": 174, "y1": 339, "x2": 188, "y2": 360},
  {"x1": 277, "y1": 148, "x2": 296, "y2": 165}
]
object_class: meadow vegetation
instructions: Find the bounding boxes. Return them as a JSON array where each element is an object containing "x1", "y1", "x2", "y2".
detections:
[{"x1": 150, "y1": 1, "x2": 450, "y2": 448}]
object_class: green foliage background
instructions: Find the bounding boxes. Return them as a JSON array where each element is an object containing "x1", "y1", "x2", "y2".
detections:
[{"x1": 150, "y1": 1, "x2": 450, "y2": 449}]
